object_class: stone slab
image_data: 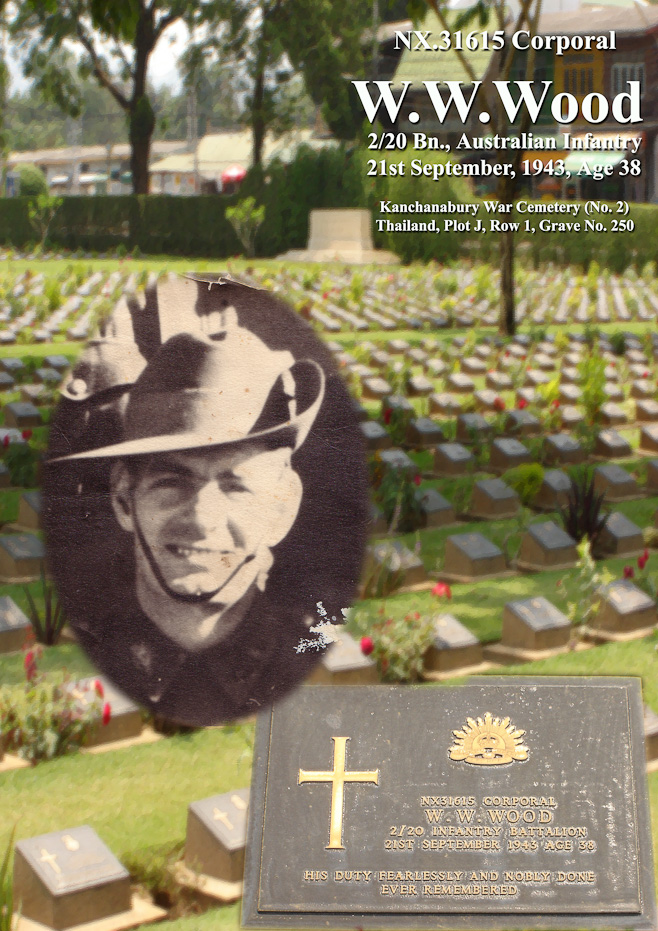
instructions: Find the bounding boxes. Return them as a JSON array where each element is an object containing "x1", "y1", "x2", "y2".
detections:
[
  {"x1": 0, "y1": 595, "x2": 31, "y2": 653},
  {"x1": 14, "y1": 826, "x2": 130, "y2": 930},
  {"x1": 308, "y1": 629, "x2": 379, "y2": 685},
  {"x1": 243, "y1": 680, "x2": 656, "y2": 929},
  {"x1": 502, "y1": 597, "x2": 571, "y2": 652},
  {"x1": 424, "y1": 614, "x2": 482, "y2": 673},
  {"x1": 185, "y1": 788, "x2": 250, "y2": 883}
]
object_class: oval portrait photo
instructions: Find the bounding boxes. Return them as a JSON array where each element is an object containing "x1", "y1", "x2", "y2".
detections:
[{"x1": 43, "y1": 274, "x2": 369, "y2": 726}]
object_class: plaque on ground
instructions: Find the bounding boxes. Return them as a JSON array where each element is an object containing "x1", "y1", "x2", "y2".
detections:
[
  {"x1": 243, "y1": 681, "x2": 655, "y2": 929},
  {"x1": 14, "y1": 825, "x2": 131, "y2": 930}
]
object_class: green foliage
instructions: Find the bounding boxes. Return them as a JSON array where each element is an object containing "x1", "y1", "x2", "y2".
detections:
[
  {"x1": 563, "y1": 540, "x2": 613, "y2": 630},
  {"x1": 503, "y1": 463, "x2": 545, "y2": 508},
  {"x1": 353, "y1": 608, "x2": 435, "y2": 682},
  {"x1": 28, "y1": 194, "x2": 63, "y2": 247},
  {"x1": 578, "y1": 352, "x2": 607, "y2": 425},
  {"x1": 225, "y1": 197, "x2": 265, "y2": 258},
  {"x1": 0, "y1": 646, "x2": 104, "y2": 763},
  {"x1": 559, "y1": 469, "x2": 609, "y2": 553},
  {"x1": 4, "y1": 442, "x2": 39, "y2": 488},
  {"x1": 23, "y1": 569, "x2": 66, "y2": 646},
  {"x1": 608, "y1": 330, "x2": 627, "y2": 356},
  {"x1": 376, "y1": 468, "x2": 423, "y2": 533},
  {"x1": 362, "y1": 546, "x2": 405, "y2": 599},
  {"x1": 0, "y1": 824, "x2": 17, "y2": 931},
  {"x1": 17, "y1": 163, "x2": 48, "y2": 196}
]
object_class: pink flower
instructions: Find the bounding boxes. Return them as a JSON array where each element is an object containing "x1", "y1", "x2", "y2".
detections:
[
  {"x1": 21, "y1": 429, "x2": 32, "y2": 441},
  {"x1": 432, "y1": 582, "x2": 452, "y2": 599},
  {"x1": 360, "y1": 636, "x2": 374, "y2": 656},
  {"x1": 102, "y1": 703, "x2": 112, "y2": 726},
  {"x1": 623, "y1": 565, "x2": 635, "y2": 579},
  {"x1": 642, "y1": 371, "x2": 649, "y2": 378},
  {"x1": 24, "y1": 649, "x2": 37, "y2": 683},
  {"x1": 413, "y1": 474, "x2": 421, "y2": 486},
  {"x1": 518, "y1": 398, "x2": 528, "y2": 410},
  {"x1": 94, "y1": 679, "x2": 104, "y2": 699},
  {"x1": 414, "y1": 611, "x2": 420, "y2": 620}
]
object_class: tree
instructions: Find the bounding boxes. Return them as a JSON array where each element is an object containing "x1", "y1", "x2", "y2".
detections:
[
  {"x1": 10, "y1": 0, "x2": 231, "y2": 194},
  {"x1": 420, "y1": 0, "x2": 542, "y2": 335},
  {"x1": 18, "y1": 163, "x2": 49, "y2": 195}
]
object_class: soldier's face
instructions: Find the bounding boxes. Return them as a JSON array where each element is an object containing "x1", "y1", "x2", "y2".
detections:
[{"x1": 111, "y1": 444, "x2": 302, "y2": 599}]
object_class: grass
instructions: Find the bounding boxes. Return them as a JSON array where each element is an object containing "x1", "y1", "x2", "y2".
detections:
[{"x1": 0, "y1": 256, "x2": 657, "y2": 928}]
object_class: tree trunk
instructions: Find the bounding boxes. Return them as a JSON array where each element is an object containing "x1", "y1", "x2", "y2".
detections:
[
  {"x1": 251, "y1": 66, "x2": 266, "y2": 168},
  {"x1": 130, "y1": 10, "x2": 156, "y2": 195},
  {"x1": 129, "y1": 97, "x2": 155, "y2": 195}
]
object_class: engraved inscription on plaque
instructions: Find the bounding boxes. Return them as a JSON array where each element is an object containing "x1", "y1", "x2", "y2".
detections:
[{"x1": 243, "y1": 680, "x2": 655, "y2": 930}]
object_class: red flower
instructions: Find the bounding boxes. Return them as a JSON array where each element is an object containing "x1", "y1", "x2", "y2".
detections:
[
  {"x1": 383, "y1": 407, "x2": 392, "y2": 425},
  {"x1": 432, "y1": 581, "x2": 452, "y2": 599},
  {"x1": 21, "y1": 429, "x2": 32, "y2": 441},
  {"x1": 102, "y1": 703, "x2": 112, "y2": 726},
  {"x1": 518, "y1": 398, "x2": 528, "y2": 410},
  {"x1": 623, "y1": 565, "x2": 635, "y2": 579},
  {"x1": 504, "y1": 350, "x2": 510, "y2": 358},
  {"x1": 493, "y1": 396, "x2": 505, "y2": 412},
  {"x1": 360, "y1": 636, "x2": 374, "y2": 656},
  {"x1": 24, "y1": 649, "x2": 37, "y2": 683},
  {"x1": 414, "y1": 611, "x2": 420, "y2": 620},
  {"x1": 2, "y1": 435, "x2": 8, "y2": 448},
  {"x1": 413, "y1": 474, "x2": 421, "y2": 486},
  {"x1": 642, "y1": 371, "x2": 649, "y2": 378},
  {"x1": 638, "y1": 549, "x2": 650, "y2": 571},
  {"x1": 94, "y1": 679, "x2": 104, "y2": 699},
  {"x1": 322, "y1": 291, "x2": 329, "y2": 300},
  {"x1": 551, "y1": 399, "x2": 560, "y2": 410},
  {"x1": 381, "y1": 657, "x2": 389, "y2": 672}
]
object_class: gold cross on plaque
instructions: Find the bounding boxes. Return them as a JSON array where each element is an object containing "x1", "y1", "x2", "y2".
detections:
[
  {"x1": 39, "y1": 848, "x2": 61, "y2": 874},
  {"x1": 213, "y1": 808, "x2": 234, "y2": 831},
  {"x1": 298, "y1": 736, "x2": 379, "y2": 850}
]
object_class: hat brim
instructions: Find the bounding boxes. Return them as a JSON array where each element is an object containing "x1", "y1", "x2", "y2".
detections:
[{"x1": 53, "y1": 366, "x2": 325, "y2": 462}]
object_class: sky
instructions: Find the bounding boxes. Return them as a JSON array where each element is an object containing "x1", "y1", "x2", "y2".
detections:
[{"x1": 6, "y1": 20, "x2": 190, "y2": 96}]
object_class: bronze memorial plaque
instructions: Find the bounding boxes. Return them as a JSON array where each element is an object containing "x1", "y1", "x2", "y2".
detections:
[{"x1": 243, "y1": 679, "x2": 656, "y2": 929}]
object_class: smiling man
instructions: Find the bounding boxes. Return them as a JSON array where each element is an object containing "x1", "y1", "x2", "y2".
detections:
[{"x1": 54, "y1": 305, "x2": 332, "y2": 724}]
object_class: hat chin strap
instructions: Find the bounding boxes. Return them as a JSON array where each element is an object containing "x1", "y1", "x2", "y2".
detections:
[{"x1": 132, "y1": 506, "x2": 265, "y2": 607}]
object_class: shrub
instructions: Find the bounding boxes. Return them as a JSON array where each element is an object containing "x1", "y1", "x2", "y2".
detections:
[
  {"x1": 375, "y1": 467, "x2": 423, "y2": 533},
  {"x1": 225, "y1": 197, "x2": 265, "y2": 258},
  {"x1": 503, "y1": 463, "x2": 545, "y2": 508},
  {"x1": 559, "y1": 469, "x2": 609, "y2": 554},
  {"x1": 0, "y1": 645, "x2": 108, "y2": 763},
  {"x1": 23, "y1": 569, "x2": 66, "y2": 646},
  {"x1": 352, "y1": 609, "x2": 435, "y2": 682},
  {"x1": 17, "y1": 164, "x2": 48, "y2": 197},
  {"x1": 4, "y1": 442, "x2": 39, "y2": 487},
  {"x1": 578, "y1": 353, "x2": 607, "y2": 425}
]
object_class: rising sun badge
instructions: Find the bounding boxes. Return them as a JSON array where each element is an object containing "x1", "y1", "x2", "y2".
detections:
[{"x1": 449, "y1": 713, "x2": 529, "y2": 765}]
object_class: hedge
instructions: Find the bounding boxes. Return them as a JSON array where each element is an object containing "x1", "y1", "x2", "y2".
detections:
[{"x1": 0, "y1": 141, "x2": 657, "y2": 272}]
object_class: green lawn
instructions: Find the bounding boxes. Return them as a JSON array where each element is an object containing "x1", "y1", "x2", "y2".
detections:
[{"x1": 1, "y1": 256, "x2": 657, "y2": 929}]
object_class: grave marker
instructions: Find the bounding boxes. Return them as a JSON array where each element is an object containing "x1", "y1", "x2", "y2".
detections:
[
  {"x1": 243, "y1": 681, "x2": 656, "y2": 930},
  {"x1": 594, "y1": 465, "x2": 640, "y2": 502},
  {"x1": 0, "y1": 595, "x2": 30, "y2": 654},
  {"x1": 14, "y1": 826, "x2": 131, "y2": 930},
  {"x1": 517, "y1": 521, "x2": 578, "y2": 571},
  {"x1": 592, "y1": 580, "x2": 657, "y2": 636},
  {"x1": 501, "y1": 597, "x2": 571, "y2": 652},
  {"x1": 469, "y1": 478, "x2": 519, "y2": 520},
  {"x1": 308, "y1": 629, "x2": 379, "y2": 685},
  {"x1": 424, "y1": 614, "x2": 482, "y2": 673},
  {"x1": 443, "y1": 532, "x2": 507, "y2": 581},
  {"x1": 185, "y1": 788, "x2": 250, "y2": 883},
  {"x1": 598, "y1": 513, "x2": 644, "y2": 558},
  {"x1": 0, "y1": 533, "x2": 44, "y2": 582},
  {"x1": 433, "y1": 442, "x2": 474, "y2": 476}
]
